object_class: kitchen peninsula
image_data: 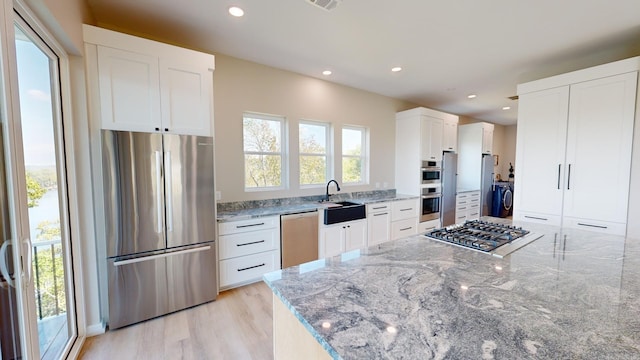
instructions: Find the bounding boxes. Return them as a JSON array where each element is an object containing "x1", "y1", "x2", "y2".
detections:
[{"x1": 264, "y1": 219, "x2": 640, "y2": 359}]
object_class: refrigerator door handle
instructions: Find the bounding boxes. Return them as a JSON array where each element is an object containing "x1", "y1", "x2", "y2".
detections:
[
  {"x1": 155, "y1": 150, "x2": 163, "y2": 233},
  {"x1": 113, "y1": 245, "x2": 211, "y2": 267},
  {"x1": 165, "y1": 151, "x2": 173, "y2": 232}
]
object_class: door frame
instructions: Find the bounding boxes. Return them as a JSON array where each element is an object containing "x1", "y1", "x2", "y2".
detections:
[{"x1": 0, "y1": 0, "x2": 89, "y2": 358}]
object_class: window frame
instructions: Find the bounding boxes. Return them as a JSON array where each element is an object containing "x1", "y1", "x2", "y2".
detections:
[
  {"x1": 298, "y1": 119, "x2": 332, "y2": 188},
  {"x1": 242, "y1": 112, "x2": 288, "y2": 191},
  {"x1": 341, "y1": 125, "x2": 368, "y2": 185}
]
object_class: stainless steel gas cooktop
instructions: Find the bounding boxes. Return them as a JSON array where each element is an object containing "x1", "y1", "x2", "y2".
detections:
[{"x1": 424, "y1": 220, "x2": 543, "y2": 258}]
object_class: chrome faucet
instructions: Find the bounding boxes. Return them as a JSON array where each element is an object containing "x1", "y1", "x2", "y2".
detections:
[{"x1": 325, "y1": 179, "x2": 341, "y2": 202}]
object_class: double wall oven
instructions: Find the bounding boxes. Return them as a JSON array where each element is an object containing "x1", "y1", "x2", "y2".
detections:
[{"x1": 421, "y1": 160, "x2": 442, "y2": 222}]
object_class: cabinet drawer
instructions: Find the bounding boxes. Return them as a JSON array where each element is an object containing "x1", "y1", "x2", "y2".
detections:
[
  {"x1": 391, "y1": 199, "x2": 418, "y2": 221},
  {"x1": 514, "y1": 211, "x2": 561, "y2": 226},
  {"x1": 219, "y1": 251, "x2": 280, "y2": 289},
  {"x1": 418, "y1": 219, "x2": 440, "y2": 233},
  {"x1": 367, "y1": 202, "x2": 391, "y2": 213},
  {"x1": 219, "y1": 228, "x2": 280, "y2": 260},
  {"x1": 391, "y1": 218, "x2": 417, "y2": 240},
  {"x1": 218, "y1": 216, "x2": 278, "y2": 235}
]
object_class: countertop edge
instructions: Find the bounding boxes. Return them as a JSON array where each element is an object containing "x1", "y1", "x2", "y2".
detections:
[{"x1": 263, "y1": 275, "x2": 341, "y2": 360}]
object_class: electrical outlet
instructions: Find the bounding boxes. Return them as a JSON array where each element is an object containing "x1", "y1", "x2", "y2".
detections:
[
  {"x1": 383, "y1": 182, "x2": 388, "y2": 188},
  {"x1": 375, "y1": 182, "x2": 380, "y2": 188},
  {"x1": 215, "y1": 191, "x2": 221, "y2": 200}
]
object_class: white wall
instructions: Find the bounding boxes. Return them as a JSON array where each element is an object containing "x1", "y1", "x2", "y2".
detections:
[{"x1": 213, "y1": 54, "x2": 416, "y2": 202}]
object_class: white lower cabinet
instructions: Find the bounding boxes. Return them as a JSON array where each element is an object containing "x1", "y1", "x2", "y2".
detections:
[
  {"x1": 319, "y1": 219, "x2": 367, "y2": 258},
  {"x1": 218, "y1": 216, "x2": 281, "y2": 290},
  {"x1": 390, "y1": 199, "x2": 419, "y2": 240},
  {"x1": 367, "y1": 202, "x2": 391, "y2": 246},
  {"x1": 455, "y1": 191, "x2": 480, "y2": 223}
]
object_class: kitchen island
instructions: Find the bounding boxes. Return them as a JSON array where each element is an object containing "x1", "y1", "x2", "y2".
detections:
[{"x1": 263, "y1": 219, "x2": 640, "y2": 359}]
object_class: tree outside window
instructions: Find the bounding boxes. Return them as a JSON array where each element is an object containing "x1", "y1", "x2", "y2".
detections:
[
  {"x1": 342, "y1": 126, "x2": 367, "y2": 184},
  {"x1": 299, "y1": 121, "x2": 330, "y2": 186},
  {"x1": 243, "y1": 113, "x2": 286, "y2": 190}
]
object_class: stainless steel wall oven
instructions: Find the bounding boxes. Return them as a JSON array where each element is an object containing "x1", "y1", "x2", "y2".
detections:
[
  {"x1": 421, "y1": 185, "x2": 442, "y2": 222},
  {"x1": 421, "y1": 160, "x2": 441, "y2": 185}
]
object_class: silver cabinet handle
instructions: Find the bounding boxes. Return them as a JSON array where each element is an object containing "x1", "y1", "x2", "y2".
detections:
[
  {"x1": 557, "y1": 164, "x2": 561, "y2": 190},
  {"x1": 236, "y1": 222, "x2": 265, "y2": 229},
  {"x1": 238, "y1": 263, "x2": 265, "y2": 272},
  {"x1": 577, "y1": 223, "x2": 607, "y2": 229},
  {"x1": 237, "y1": 240, "x2": 265, "y2": 247},
  {"x1": 164, "y1": 151, "x2": 173, "y2": 232},
  {"x1": 400, "y1": 208, "x2": 412, "y2": 212},
  {"x1": 155, "y1": 151, "x2": 163, "y2": 233},
  {"x1": 525, "y1": 215, "x2": 548, "y2": 221},
  {"x1": 567, "y1": 164, "x2": 572, "y2": 190},
  {"x1": 400, "y1": 227, "x2": 412, "y2": 231},
  {"x1": 373, "y1": 212, "x2": 388, "y2": 217}
]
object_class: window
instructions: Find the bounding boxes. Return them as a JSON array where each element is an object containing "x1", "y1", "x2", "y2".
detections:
[
  {"x1": 243, "y1": 113, "x2": 286, "y2": 190},
  {"x1": 342, "y1": 126, "x2": 367, "y2": 184},
  {"x1": 299, "y1": 121, "x2": 330, "y2": 186}
]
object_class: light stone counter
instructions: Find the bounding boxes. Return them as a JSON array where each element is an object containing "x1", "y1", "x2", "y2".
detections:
[{"x1": 264, "y1": 218, "x2": 640, "y2": 359}]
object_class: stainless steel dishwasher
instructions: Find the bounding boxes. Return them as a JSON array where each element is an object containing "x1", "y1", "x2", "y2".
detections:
[{"x1": 281, "y1": 211, "x2": 319, "y2": 268}]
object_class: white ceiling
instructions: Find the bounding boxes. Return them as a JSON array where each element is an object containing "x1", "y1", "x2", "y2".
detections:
[{"x1": 85, "y1": 0, "x2": 640, "y2": 125}]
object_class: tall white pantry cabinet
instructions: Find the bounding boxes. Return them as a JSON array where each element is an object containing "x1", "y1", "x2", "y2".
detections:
[{"x1": 514, "y1": 57, "x2": 639, "y2": 235}]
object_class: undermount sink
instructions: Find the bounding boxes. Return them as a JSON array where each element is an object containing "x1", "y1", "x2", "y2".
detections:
[{"x1": 323, "y1": 201, "x2": 366, "y2": 225}]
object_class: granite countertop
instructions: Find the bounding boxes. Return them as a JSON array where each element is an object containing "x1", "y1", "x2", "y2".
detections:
[
  {"x1": 217, "y1": 193, "x2": 418, "y2": 222},
  {"x1": 263, "y1": 218, "x2": 640, "y2": 359}
]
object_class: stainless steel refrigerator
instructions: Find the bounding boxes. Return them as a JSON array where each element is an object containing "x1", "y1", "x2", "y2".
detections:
[
  {"x1": 480, "y1": 154, "x2": 495, "y2": 217},
  {"x1": 441, "y1": 152, "x2": 457, "y2": 226},
  {"x1": 102, "y1": 130, "x2": 217, "y2": 329}
]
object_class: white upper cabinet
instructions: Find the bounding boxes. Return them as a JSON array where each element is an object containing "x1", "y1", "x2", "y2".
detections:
[
  {"x1": 514, "y1": 57, "x2": 639, "y2": 235},
  {"x1": 395, "y1": 107, "x2": 458, "y2": 196},
  {"x1": 96, "y1": 46, "x2": 162, "y2": 132},
  {"x1": 481, "y1": 123, "x2": 493, "y2": 154},
  {"x1": 443, "y1": 117, "x2": 458, "y2": 152},
  {"x1": 84, "y1": 25, "x2": 214, "y2": 136},
  {"x1": 422, "y1": 116, "x2": 443, "y2": 161}
]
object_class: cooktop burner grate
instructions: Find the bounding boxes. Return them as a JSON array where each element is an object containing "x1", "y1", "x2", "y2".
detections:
[{"x1": 425, "y1": 220, "x2": 530, "y2": 253}]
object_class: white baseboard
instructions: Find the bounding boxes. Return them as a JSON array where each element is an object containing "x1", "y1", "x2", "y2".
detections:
[{"x1": 86, "y1": 322, "x2": 106, "y2": 337}]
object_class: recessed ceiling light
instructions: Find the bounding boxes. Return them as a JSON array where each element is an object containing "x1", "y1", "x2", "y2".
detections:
[
  {"x1": 502, "y1": 106, "x2": 511, "y2": 110},
  {"x1": 322, "y1": 70, "x2": 332, "y2": 76},
  {"x1": 468, "y1": 94, "x2": 477, "y2": 99},
  {"x1": 228, "y1": 6, "x2": 244, "y2": 17},
  {"x1": 391, "y1": 67, "x2": 402, "y2": 72}
]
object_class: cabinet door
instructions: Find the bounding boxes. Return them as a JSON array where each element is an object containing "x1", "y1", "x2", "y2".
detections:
[
  {"x1": 563, "y1": 72, "x2": 637, "y2": 225},
  {"x1": 481, "y1": 125, "x2": 493, "y2": 154},
  {"x1": 321, "y1": 224, "x2": 344, "y2": 258},
  {"x1": 514, "y1": 86, "x2": 569, "y2": 221},
  {"x1": 345, "y1": 220, "x2": 367, "y2": 251},
  {"x1": 368, "y1": 211, "x2": 391, "y2": 246},
  {"x1": 97, "y1": 46, "x2": 161, "y2": 132},
  {"x1": 422, "y1": 117, "x2": 443, "y2": 161},
  {"x1": 159, "y1": 56, "x2": 214, "y2": 136},
  {"x1": 443, "y1": 119, "x2": 457, "y2": 152}
]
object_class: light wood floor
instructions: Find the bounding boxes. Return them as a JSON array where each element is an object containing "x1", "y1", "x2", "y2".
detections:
[{"x1": 78, "y1": 282, "x2": 273, "y2": 360}]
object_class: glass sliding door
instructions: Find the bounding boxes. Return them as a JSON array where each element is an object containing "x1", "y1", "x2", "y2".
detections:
[
  {"x1": 13, "y1": 21, "x2": 73, "y2": 360},
  {"x1": 0, "y1": 5, "x2": 78, "y2": 359}
]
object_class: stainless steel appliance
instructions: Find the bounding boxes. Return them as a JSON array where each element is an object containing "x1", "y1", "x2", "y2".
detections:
[
  {"x1": 420, "y1": 185, "x2": 441, "y2": 222},
  {"x1": 421, "y1": 160, "x2": 441, "y2": 185},
  {"x1": 281, "y1": 211, "x2": 318, "y2": 268},
  {"x1": 424, "y1": 220, "x2": 543, "y2": 258},
  {"x1": 102, "y1": 130, "x2": 217, "y2": 329},
  {"x1": 480, "y1": 154, "x2": 494, "y2": 216},
  {"x1": 441, "y1": 152, "x2": 457, "y2": 226}
]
